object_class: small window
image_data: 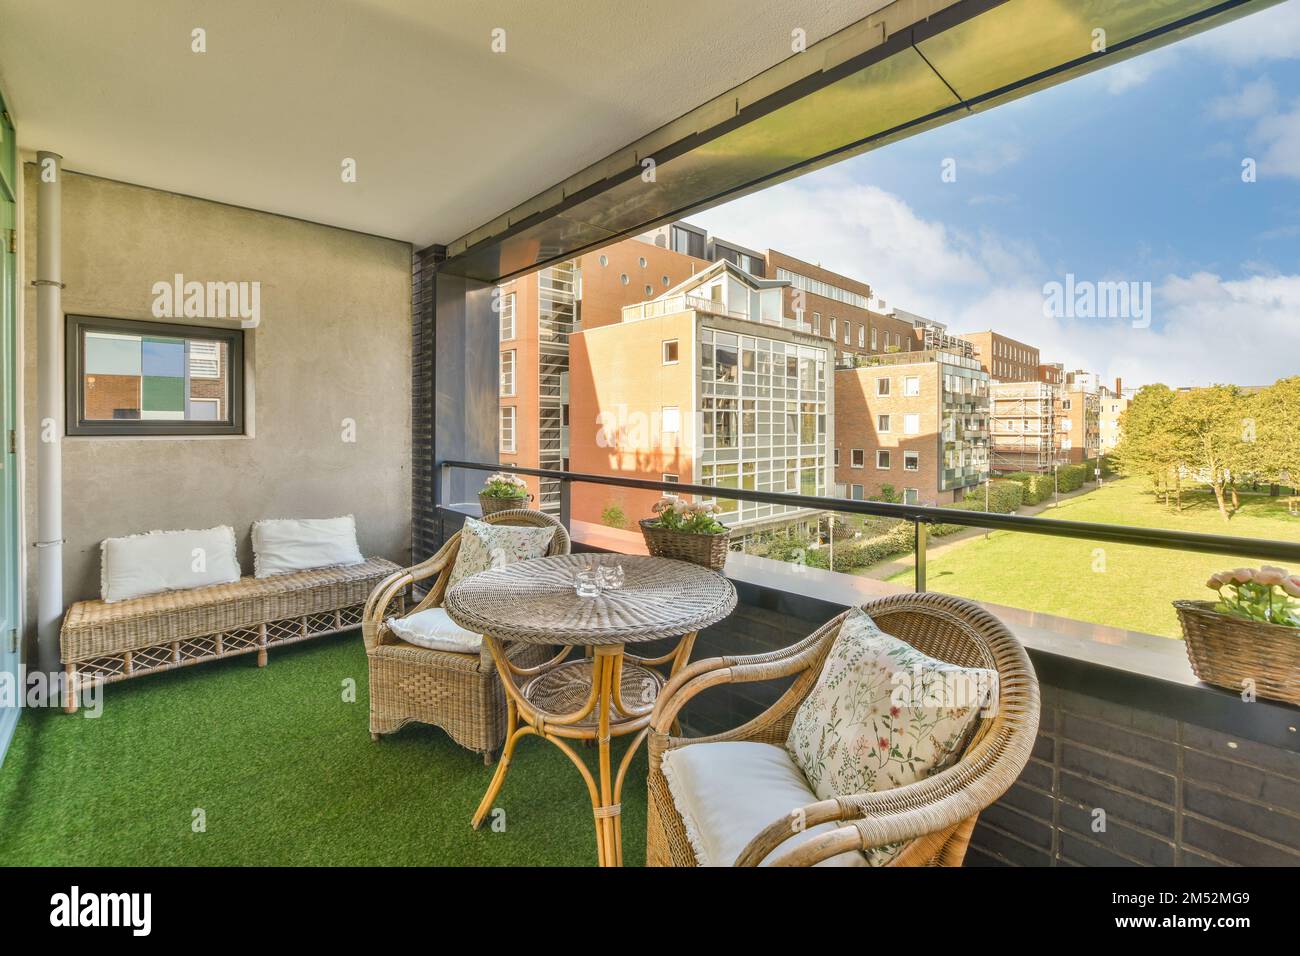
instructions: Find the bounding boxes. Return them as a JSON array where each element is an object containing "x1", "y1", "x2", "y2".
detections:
[
  {"x1": 662, "y1": 275, "x2": 670, "y2": 286},
  {"x1": 599, "y1": 255, "x2": 609, "y2": 266},
  {"x1": 1062, "y1": 399, "x2": 1073, "y2": 410},
  {"x1": 67, "y1": 315, "x2": 244, "y2": 436},
  {"x1": 843, "y1": 322, "x2": 851, "y2": 345},
  {"x1": 904, "y1": 375, "x2": 920, "y2": 396},
  {"x1": 500, "y1": 350, "x2": 516, "y2": 397},
  {"x1": 877, "y1": 414, "x2": 890, "y2": 433},
  {"x1": 620, "y1": 273, "x2": 629, "y2": 285},
  {"x1": 876, "y1": 450, "x2": 891, "y2": 470},
  {"x1": 904, "y1": 414, "x2": 920, "y2": 435},
  {"x1": 812, "y1": 312, "x2": 822, "y2": 334},
  {"x1": 858, "y1": 325, "x2": 865, "y2": 348},
  {"x1": 499, "y1": 406, "x2": 516, "y2": 453},
  {"x1": 833, "y1": 448, "x2": 840, "y2": 467},
  {"x1": 904, "y1": 451, "x2": 919, "y2": 471},
  {"x1": 663, "y1": 473, "x2": 679, "y2": 483},
  {"x1": 877, "y1": 378, "x2": 891, "y2": 396},
  {"x1": 499, "y1": 291, "x2": 516, "y2": 341},
  {"x1": 904, "y1": 488, "x2": 920, "y2": 505},
  {"x1": 639, "y1": 256, "x2": 648, "y2": 268},
  {"x1": 851, "y1": 449, "x2": 865, "y2": 468},
  {"x1": 662, "y1": 406, "x2": 681, "y2": 433},
  {"x1": 871, "y1": 327, "x2": 878, "y2": 350},
  {"x1": 662, "y1": 339, "x2": 679, "y2": 364},
  {"x1": 851, "y1": 483, "x2": 864, "y2": 500},
  {"x1": 645, "y1": 284, "x2": 653, "y2": 296}
]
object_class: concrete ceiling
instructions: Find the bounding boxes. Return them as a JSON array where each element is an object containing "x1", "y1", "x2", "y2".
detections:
[{"x1": 0, "y1": 0, "x2": 888, "y2": 247}]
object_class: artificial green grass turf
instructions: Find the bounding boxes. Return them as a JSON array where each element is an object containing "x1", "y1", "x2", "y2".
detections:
[
  {"x1": 885, "y1": 479, "x2": 1300, "y2": 638},
  {"x1": 0, "y1": 633, "x2": 646, "y2": 866}
]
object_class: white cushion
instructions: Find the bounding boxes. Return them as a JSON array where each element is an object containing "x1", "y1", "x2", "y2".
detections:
[
  {"x1": 445, "y1": 516, "x2": 556, "y2": 588},
  {"x1": 786, "y1": 606, "x2": 997, "y2": 864},
  {"x1": 100, "y1": 526, "x2": 241, "y2": 603},
  {"x1": 660, "y1": 741, "x2": 867, "y2": 867},
  {"x1": 386, "y1": 607, "x2": 482, "y2": 654},
  {"x1": 251, "y1": 515, "x2": 364, "y2": 578}
]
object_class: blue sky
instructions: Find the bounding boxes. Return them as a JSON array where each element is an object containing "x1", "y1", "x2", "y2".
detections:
[{"x1": 691, "y1": 1, "x2": 1300, "y2": 389}]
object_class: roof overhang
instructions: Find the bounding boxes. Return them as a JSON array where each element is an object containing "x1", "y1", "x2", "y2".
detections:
[{"x1": 440, "y1": 0, "x2": 1282, "y2": 283}]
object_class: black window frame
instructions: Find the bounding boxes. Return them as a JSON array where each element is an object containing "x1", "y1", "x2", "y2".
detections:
[{"x1": 66, "y1": 314, "x2": 245, "y2": 437}]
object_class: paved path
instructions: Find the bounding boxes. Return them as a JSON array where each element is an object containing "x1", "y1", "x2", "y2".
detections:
[{"x1": 852, "y1": 481, "x2": 1103, "y2": 581}]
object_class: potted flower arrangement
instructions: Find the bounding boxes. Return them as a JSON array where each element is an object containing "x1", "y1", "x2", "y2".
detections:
[
  {"x1": 1174, "y1": 566, "x2": 1300, "y2": 705},
  {"x1": 639, "y1": 496, "x2": 730, "y2": 571},
  {"x1": 478, "y1": 472, "x2": 532, "y2": 516}
]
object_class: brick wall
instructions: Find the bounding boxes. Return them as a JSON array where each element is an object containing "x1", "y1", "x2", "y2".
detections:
[{"x1": 683, "y1": 602, "x2": 1300, "y2": 867}]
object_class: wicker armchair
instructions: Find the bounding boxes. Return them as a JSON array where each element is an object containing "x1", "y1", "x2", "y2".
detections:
[
  {"x1": 362, "y1": 509, "x2": 570, "y2": 763},
  {"x1": 646, "y1": 593, "x2": 1039, "y2": 866}
]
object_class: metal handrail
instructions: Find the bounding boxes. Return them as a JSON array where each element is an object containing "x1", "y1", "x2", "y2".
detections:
[{"x1": 441, "y1": 460, "x2": 1300, "y2": 590}]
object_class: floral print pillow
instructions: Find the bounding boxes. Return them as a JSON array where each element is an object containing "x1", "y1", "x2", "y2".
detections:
[
  {"x1": 786, "y1": 607, "x2": 998, "y2": 864},
  {"x1": 446, "y1": 517, "x2": 556, "y2": 589}
]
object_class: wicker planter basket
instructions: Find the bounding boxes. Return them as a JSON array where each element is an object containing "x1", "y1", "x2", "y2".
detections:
[
  {"x1": 1174, "y1": 600, "x2": 1300, "y2": 705},
  {"x1": 479, "y1": 492, "x2": 531, "y2": 516},
  {"x1": 639, "y1": 518, "x2": 730, "y2": 571}
]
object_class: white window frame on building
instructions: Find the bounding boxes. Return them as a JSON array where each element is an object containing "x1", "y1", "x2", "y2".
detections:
[
  {"x1": 876, "y1": 449, "x2": 891, "y2": 469},
  {"x1": 877, "y1": 378, "x2": 890, "y2": 396},
  {"x1": 851, "y1": 448, "x2": 865, "y2": 468},
  {"x1": 499, "y1": 291, "x2": 516, "y2": 341},
  {"x1": 500, "y1": 349, "x2": 516, "y2": 397},
  {"x1": 904, "y1": 413, "x2": 920, "y2": 435},
  {"x1": 500, "y1": 406, "x2": 516, "y2": 453},
  {"x1": 878, "y1": 414, "x2": 890, "y2": 433},
  {"x1": 833, "y1": 448, "x2": 840, "y2": 466},
  {"x1": 904, "y1": 450, "x2": 919, "y2": 471},
  {"x1": 662, "y1": 405, "x2": 681, "y2": 434},
  {"x1": 662, "y1": 339, "x2": 679, "y2": 365},
  {"x1": 904, "y1": 375, "x2": 920, "y2": 396}
]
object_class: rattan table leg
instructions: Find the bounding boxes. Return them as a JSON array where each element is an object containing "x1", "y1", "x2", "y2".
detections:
[{"x1": 473, "y1": 697, "x2": 522, "y2": 832}]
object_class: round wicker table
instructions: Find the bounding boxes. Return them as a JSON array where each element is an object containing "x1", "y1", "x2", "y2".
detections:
[{"x1": 444, "y1": 552, "x2": 737, "y2": 867}]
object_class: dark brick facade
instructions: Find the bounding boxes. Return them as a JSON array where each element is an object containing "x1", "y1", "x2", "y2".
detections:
[{"x1": 684, "y1": 603, "x2": 1300, "y2": 867}]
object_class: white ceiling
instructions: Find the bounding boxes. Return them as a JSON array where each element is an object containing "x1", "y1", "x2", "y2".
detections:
[{"x1": 0, "y1": 0, "x2": 882, "y2": 247}]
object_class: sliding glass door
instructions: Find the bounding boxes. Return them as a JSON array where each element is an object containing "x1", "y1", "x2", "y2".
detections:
[{"x1": 0, "y1": 94, "x2": 18, "y2": 762}]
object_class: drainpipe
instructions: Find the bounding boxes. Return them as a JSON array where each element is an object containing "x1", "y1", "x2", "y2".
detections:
[{"x1": 34, "y1": 151, "x2": 63, "y2": 676}]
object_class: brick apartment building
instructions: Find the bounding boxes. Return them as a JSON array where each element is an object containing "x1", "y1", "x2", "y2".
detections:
[
  {"x1": 960, "y1": 330, "x2": 1041, "y2": 383},
  {"x1": 1060, "y1": 370, "x2": 1102, "y2": 464},
  {"x1": 495, "y1": 235, "x2": 709, "y2": 512},
  {"x1": 567, "y1": 259, "x2": 832, "y2": 536},
  {"x1": 1098, "y1": 379, "x2": 1129, "y2": 455},
  {"x1": 833, "y1": 349, "x2": 990, "y2": 505}
]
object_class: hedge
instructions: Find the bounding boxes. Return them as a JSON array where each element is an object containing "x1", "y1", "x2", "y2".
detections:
[
  {"x1": 963, "y1": 480, "x2": 1024, "y2": 514},
  {"x1": 1001, "y1": 471, "x2": 1055, "y2": 505},
  {"x1": 1056, "y1": 463, "x2": 1087, "y2": 492}
]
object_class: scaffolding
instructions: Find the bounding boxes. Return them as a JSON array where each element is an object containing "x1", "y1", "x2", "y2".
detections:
[
  {"x1": 988, "y1": 381, "x2": 1064, "y2": 474},
  {"x1": 536, "y1": 261, "x2": 578, "y2": 514}
]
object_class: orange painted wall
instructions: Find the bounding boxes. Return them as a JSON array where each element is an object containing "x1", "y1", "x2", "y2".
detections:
[{"x1": 568, "y1": 311, "x2": 697, "y2": 529}]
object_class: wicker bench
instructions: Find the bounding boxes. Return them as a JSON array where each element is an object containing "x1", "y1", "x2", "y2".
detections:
[{"x1": 60, "y1": 557, "x2": 401, "y2": 712}]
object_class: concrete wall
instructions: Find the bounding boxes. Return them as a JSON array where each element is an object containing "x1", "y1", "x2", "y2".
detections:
[{"x1": 21, "y1": 168, "x2": 412, "y2": 657}]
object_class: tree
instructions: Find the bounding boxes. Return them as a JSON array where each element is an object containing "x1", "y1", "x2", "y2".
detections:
[
  {"x1": 1176, "y1": 385, "x2": 1244, "y2": 522},
  {"x1": 1114, "y1": 384, "x2": 1186, "y2": 507},
  {"x1": 1252, "y1": 377, "x2": 1300, "y2": 489}
]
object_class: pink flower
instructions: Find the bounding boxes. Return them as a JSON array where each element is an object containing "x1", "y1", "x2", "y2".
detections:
[
  {"x1": 1230, "y1": 568, "x2": 1255, "y2": 585},
  {"x1": 1261, "y1": 565, "x2": 1291, "y2": 577},
  {"x1": 1255, "y1": 569, "x2": 1287, "y2": 587},
  {"x1": 1206, "y1": 572, "x2": 1227, "y2": 590},
  {"x1": 1283, "y1": 577, "x2": 1300, "y2": 599}
]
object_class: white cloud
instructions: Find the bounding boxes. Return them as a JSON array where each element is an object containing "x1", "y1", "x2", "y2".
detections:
[
  {"x1": 1252, "y1": 98, "x2": 1300, "y2": 178},
  {"x1": 1208, "y1": 78, "x2": 1278, "y2": 120},
  {"x1": 1185, "y1": 1, "x2": 1300, "y2": 64},
  {"x1": 690, "y1": 180, "x2": 1300, "y2": 389}
]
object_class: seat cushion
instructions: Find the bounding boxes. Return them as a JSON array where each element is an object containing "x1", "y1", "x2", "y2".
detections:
[
  {"x1": 785, "y1": 607, "x2": 997, "y2": 864},
  {"x1": 660, "y1": 741, "x2": 867, "y2": 867},
  {"x1": 446, "y1": 517, "x2": 556, "y2": 589},
  {"x1": 100, "y1": 525, "x2": 240, "y2": 603},
  {"x1": 251, "y1": 514, "x2": 364, "y2": 578},
  {"x1": 387, "y1": 607, "x2": 482, "y2": 653}
]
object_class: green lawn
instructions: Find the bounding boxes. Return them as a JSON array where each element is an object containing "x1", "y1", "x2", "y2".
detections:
[
  {"x1": 886, "y1": 479, "x2": 1300, "y2": 638},
  {"x1": 0, "y1": 634, "x2": 645, "y2": 866}
]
